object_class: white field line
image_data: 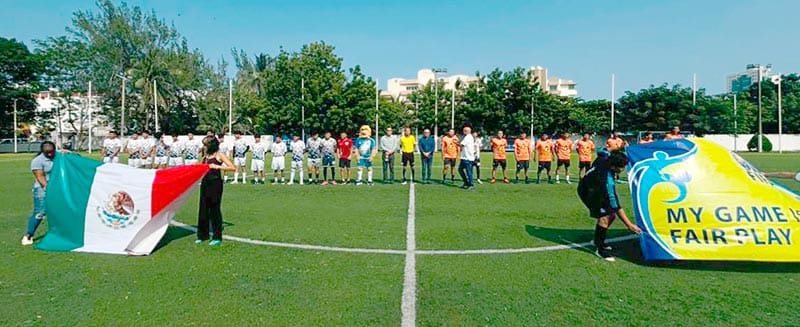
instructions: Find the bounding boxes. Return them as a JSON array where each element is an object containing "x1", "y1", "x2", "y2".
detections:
[
  {"x1": 170, "y1": 221, "x2": 638, "y2": 256},
  {"x1": 401, "y1": 182, "x2": 417, "y2": 327}
]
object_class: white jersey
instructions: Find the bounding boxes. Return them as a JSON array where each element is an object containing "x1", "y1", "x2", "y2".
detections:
[
  {"x1": 251, "y1": 141, "x2": 269, "y2": 160},
  {"x1": 219, "y1": 141, "x2": 232, "y2": 156},
  {"x1": 184, "y1": 139, "x2": 202, "y2": 160},
  {"x1": 126, "y1": 138, "x2": 142, "y2": 158},
  {"x1": 271, "y1": 142, "x2": 287, "y2": 157},
  {"x1": 307, "y1": 137, "x2": 323, "y2": 159},
  {"x1": 140, "y1": 137, "x2": 155, "y2": 158},
  {"x1": 155, "y1": 140, "x2": 169, "y2": 157},
  {"x1": 233, "y1": 138, "x2": 249, "y2": 158},
  {"x1": 168, "y1": 140, "x2": 184, "y2": 157},
  {"x1": 474, "y1": 137, "x2": 483, "y2": 154},
  {"x1": 290, "y1": 140, "x2": 306, "y2": 162},
  {"x1": 103, "y1": 138, "x2": 122, "y2": 157}
]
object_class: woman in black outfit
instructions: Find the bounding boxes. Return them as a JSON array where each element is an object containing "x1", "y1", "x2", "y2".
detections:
[{"x1": 197, "y1": 136, "x2": 235, "y2": 246}]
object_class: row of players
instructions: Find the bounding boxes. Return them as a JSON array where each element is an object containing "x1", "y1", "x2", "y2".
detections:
[{"x1": 99, "y1": 126, "x2": 685, "y2": 186}]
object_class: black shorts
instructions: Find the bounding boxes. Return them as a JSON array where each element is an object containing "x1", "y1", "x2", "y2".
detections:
[
  {"x1": 338, "y1": 158, "x2": 351, "y2": 168},
  {"x1": 516, "y1": 160, "x2": 529, "y2": 169},
  {"x1": 579, "y1": 161, "x2": 591, "y2": 170},
  {"x1": 557, "y1": 159, "x2": 570, "y2": 168},
  {"x1": 538, "y1": 161, "x2": 552, "y2": 170},
  {"x1": 493, "y1": 159, "x2": 507, "y2": 169},
  {"x1": 444, "y1": 158, "x2": 457, "y2": 166},
  {"x1": 402, "y1": 152, "x2": 415, "y2": 165}
]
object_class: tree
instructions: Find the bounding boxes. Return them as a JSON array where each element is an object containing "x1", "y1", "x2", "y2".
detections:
[{"x1": 0, "y1": 37, "x2": 43, "y2": 137}]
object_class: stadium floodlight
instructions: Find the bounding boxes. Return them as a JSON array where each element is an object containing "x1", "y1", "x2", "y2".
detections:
[
  {"x1": 12, "y1": 99, "x2": 17, "y2": 153},
  {"x1": 431, "y1": 68, "x2": 447, "y2": 151},
  {"x1": 772, "y1": 74, "x2": 783, "y2": 153},
  {"x1": 749, "y1": 64, "x2": 767, "y2": 152},
  {"x1": 88, "y1": 81, "x2": 93, "y2": 153}
]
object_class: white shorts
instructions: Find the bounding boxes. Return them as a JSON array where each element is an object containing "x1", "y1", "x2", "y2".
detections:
[
  {"x1": 103, "y1": 156, "x2": 119, "y2": 164},
  {"x1": 291, "y1": 160, "x2": 304, "y2": 170},
  {"x1": 251, "y1": 159, "x2": 265, "y2": 172},
  {"x1": 141, "y1": 157, "x2": 153, "y2": 165},
  {"x1": 154, "y1": 156, "x2": 168, "y2": 165},
  {"x1": 271, "y1": 157, "x2": 285, "y2": 171},
  {"x1": 185, "y1": 159, "x2": 199, "y2": 165},
  {"x1": 168, "y1": 157, "x2": 183, "y2": 166},
  {"x1": 234, "y1": 157, "x2": 247, "y2": 167},
  {"x1": 308, "y1": 158, "x2": 322, "y2": 168},
  {"x1": 128, "y1": 158, "x2": 140, "y2": 168}
]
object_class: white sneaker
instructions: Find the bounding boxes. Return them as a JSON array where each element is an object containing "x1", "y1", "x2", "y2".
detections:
[
  {"x1": 476, "y1": 179, "x2": 483, "y2": 184},
  {"x1": 401, "y1": 181, "x2": 408, "y2": 185},
  {"x1": 231, "y1": 181, "x2": 239, "y2": 185},
  {"x1": 21, "y1": 235, "x2": 33, "y2": 246},
  {"x1": 287, "y1": 181, "x2": 294, "y2": 185}
]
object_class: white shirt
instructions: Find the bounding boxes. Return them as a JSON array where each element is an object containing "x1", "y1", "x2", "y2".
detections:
[
  {"x1": 126, "y1": 138, "x2": 141, "y2": 153},
  {"x1": 168, "y1": 140, "x2": 184, "y2": 157},
  {"x1": 233, "y1": 138, "x2": 249, "y2": 158},
  {"x1": 290, "y1": 140, "x2": 306, "y2": 161},
  {"x1": 140, "y1": 137, "x2": 155, "y2": 157},
  {"x1": 474, "y1": 137, "x2": 483, "y2": 154},
  {"x1": 460, "y1": 134, "x2": 476, "y2": 161},
  {"x1": 184, "y1": 138, "x2": 202, "y2": 160},
  {"x1": 219, "y1": 141, "x2": 232, "y2": 155},
  {"x1": 271, "y1": 142, "x2": 287, "y2": 157},
  {"x1": 252, "y1": 141, "x2": 269, "y2": 160},
  {"x1": 103, "y1": 138, "x2": 122, "y2": 157}
]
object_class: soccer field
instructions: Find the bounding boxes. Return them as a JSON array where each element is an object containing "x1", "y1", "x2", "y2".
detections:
[{"x1": 2, "y1": 152, "x2": 800, "y2": 326}]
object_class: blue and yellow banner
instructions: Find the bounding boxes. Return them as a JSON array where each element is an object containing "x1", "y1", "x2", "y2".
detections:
[{"x1": 626, "y1": 138, "x2": 800, "y2": 262}]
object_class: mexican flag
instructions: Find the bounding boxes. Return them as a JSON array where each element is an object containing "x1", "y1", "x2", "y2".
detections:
[{"x1": 35, "y1": 153, "x2": 209, "y2": 255}]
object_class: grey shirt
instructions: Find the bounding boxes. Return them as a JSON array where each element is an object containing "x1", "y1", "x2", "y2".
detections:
[
  {"x1": 31, "y1": 153, "x2": 53, "y2": 188},
  {"x1": 379, "y1": 135, "x2": 400, "y2": 153}
]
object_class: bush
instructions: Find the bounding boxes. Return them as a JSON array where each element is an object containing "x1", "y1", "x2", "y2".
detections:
[{"x1": 747, "y1": 134, "x2": 772, "y2": 152}]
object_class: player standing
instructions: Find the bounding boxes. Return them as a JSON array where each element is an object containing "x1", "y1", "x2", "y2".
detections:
[
  {"x1": 184, "y1": 133, "x2": 202, "y2": 165},
  {"x1": 472, "y1": 131, "x2": 483, "y2": 184},
  {"x1": 418, "y1": 129, "x2": 435, "y2": 184},
  {"x1": 554, "y1": 132, "x2": 574, "y2": 184},
  {"x1": 153, "y1": 132, "x2": 169, "y2": 169},
  {"x1": 338, "y1": 132, "x2": 354, "y2": 185},
  {"x1": 490, "y1": 131, "x2": 509, "y2": 184},
  {"x1": 441, "y1": 129, "x2": 460, "y2": 184},
  {"x1": 101, "y1": 130, "x2": 122, "y2": 163},
  {"x1": 139, "y1": 130, "x2": 155, "y2": 169},
  {"x1": 320, "y1": 132, "x2": 338, "y2": 185},
  {"x1": 250, "y1": 135, "x2": 268, "y2": 184},
  {"x1": 513, "y1": 132, "x2": 532, "y2": 183},
  {"x1": 355, "y1": 127, "x2": 377, "y2": 186},
  {"x1": 535, "y1": 133, "x2": 555, "y2": 184},
  {"x1": 167, "y1": 134, "x2": 185, "y2": 167},
  {"x1": 379, "y1": 127, "x2": 399, "y2": 183},
  {"x1": 288, "y1": 135, "x2": 306, "y2": 185},
  {"x1": 270, "y1": 137, "x2": 287, "y2": 184},
  {"x1": 576, "y1": 133, "x2": 595, "y2": 178},
  {"x1": 458, "y1": 126, "x2": 477, "y2": 190},
  {"x1": 306, "y1": 132, "x2": 323, "y2": 184},
  {"x1": 399, "y1": 127, "x2": 416, "y2": 185},
  {"x1": 126, "y1": 132, "x2": 141, "y2": 168},
  {"x1": 230, "y1": 132, "x2": 249, "y2": 184}
]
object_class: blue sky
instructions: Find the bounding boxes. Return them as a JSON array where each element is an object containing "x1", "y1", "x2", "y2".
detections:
[{"x1": 1, "y1": 0, "x2": 797, "y2": 99}]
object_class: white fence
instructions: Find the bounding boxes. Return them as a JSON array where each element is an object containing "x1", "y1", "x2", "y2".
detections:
[{"x1": 702, "y1": 134, "x2": 800, "y2": 152}]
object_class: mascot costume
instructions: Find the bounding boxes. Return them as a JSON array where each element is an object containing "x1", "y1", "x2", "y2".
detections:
[{"x1": 354, "y1": 125, "x2": 377, "y2": 185}]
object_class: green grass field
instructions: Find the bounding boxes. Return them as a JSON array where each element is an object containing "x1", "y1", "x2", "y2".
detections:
[{"x1": 1, "y1": 151, "x2": 800, "y2": 326}]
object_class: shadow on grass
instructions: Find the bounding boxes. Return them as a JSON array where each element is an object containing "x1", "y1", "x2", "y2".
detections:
[
  {"x1": 525, "y1": 224, "x2": 800, "y2": 273},
  {"x1": 153, "y1": 226, "x2": 194, "y2": 252}
]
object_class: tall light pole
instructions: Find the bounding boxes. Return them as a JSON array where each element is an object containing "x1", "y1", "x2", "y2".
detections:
[
  {"x1": 757, "y1": 66, "x2": 763, "y2": 152},
  {"x1": 88, "y1": 81, "x2": 93, "y2": 153},
  {"x1": 450, "y1": 81, "x2": 455, "y2": 130},
  {"x1": 530, "y1": 88, "x2": 535, "y2": 137},
  {"x1": 773, "y1": 74, "x2": 783, "y2": 153},
  {"x1": 610, "y1": 73, "x2": 615, "y2": 131},
  {"x1": 692, "y1": 73, "x2": 697, "y2": 106},
  {"x1": 229, "y1": 79, "x2": 234, "y2": 135},
  {"x1": 153, "y1": 79, "x2": 159, "y2": 133},
  {"x1": 432, "y1": 68, "x2": 447, "y2": 151},
  {"x1": 12, "y1": 99, "x2": 18, "y2": 153},
  {"x1": 117, "y1": 75, "x2": 128, "y2": 137},
  {"x1": 300, "y1": 78, "x2": 305, "y2": 140},
  {"x1": 733, "y1": 93, "x2": 738, "y2": 152},
  {"x1": 375, "y1": 79, "x2": 379, "y2": 142}
]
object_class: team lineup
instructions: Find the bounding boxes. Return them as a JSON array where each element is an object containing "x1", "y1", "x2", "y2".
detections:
[{"x1": 97, "y1": 125, "x2": 687, "y2": 189}]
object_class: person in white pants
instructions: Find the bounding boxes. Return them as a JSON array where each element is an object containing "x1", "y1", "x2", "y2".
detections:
[
  {"x1": 126, "y1": 132, "x2": 142, "y2": 168},
  {"x1": 288, "y1": 136, "x2": 306, "y2": 185},
  {"x1": 231, "y1": 131, "x2": 250, "y2": 184},
  {"x1": 153, "y1": 132, "x2": 169, "y2": 169},
  {"x1": 184, "y1": 133, "x2": 201, "y2": 165},
  {"x1": 250, "y1": 135, "x2": 268, "y2": 184},
  {"x1": 167, "y1": 134, "x2": 185, "y2": 167}
]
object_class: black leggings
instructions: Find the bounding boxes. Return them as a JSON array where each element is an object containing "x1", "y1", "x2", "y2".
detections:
[{"x1": 198, "y1": 179, "x2": 223, "y2": 241}]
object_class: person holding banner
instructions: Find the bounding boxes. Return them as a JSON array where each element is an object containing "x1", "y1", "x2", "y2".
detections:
[
  {"x1": 21, "y1": 141, "x2": 57, "y2": 246},
  {"x1": 578, "y1": 150, "x2": 642, "y2": 261},
  {"x1": 197, "y1": 137, "x2": 235, "y2": 246}
]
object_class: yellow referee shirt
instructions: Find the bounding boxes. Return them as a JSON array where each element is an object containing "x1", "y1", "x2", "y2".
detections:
[{"x1": 400, "y1": 135, "x2": 416, "y2": 153}]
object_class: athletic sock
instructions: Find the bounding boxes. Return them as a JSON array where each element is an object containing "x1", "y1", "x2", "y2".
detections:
[
  {"x1": 234, "y1": 172, "x2": 238, "y2": 182},
  {"x1": 242, "y1": 172, "x2": 246, "y2": 183},
  {"x1": 594, "y1": 225, "x2": 608, "y2": 248},
  {"x1": 566, "y1": 175, "x2": 571, "y2": 183},
  {"x1": 368, "y1": 170, "x2": 373, "y2": 182},
  {"x1": 323, "y1": 169, "x2": 328, "y2": 181},
  {"x1": 224, "y1": 175, "x2": 229, "y2": 183},
  {"x1": 289, "y1": 170, "x2": 296, "y2": 183},
  {"x1": 331, "y1": 169, "x2": 335, "y2": 181},
  {"x1": 556, "y1": 175, "x2": 560, "y2": 182},
  {"x1": 300, "y1": 171, "x2": 305, "y2": 185},
  {"x1": 358, "y1": 170, "x2": 363, "y2": 182}
]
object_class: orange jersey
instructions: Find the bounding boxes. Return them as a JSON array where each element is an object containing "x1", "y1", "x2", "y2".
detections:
[
  {"x1": 536, "y1": 139, "x2": 554, "y2": 162},
  {"x1": 576, "y1": 140, "x2": 595, "y2": 162},
  {"x1": 442, "y1": 136, "x2": 459, "y2": 159},
  {"x1": 606, "y1": 137, "x2": 624, "y2": 151},
  {"x1": 664, "y1": 133, "x2": 683, "y2": 140},
  {"x1": 555, "y1": 138, "x2": 573, "y2": 160},
  {"x1": 513, "y1": 138, "x2": 531, "y2": 161},
  {"x1": 491, "y1": 138, "x2": 508, "y2": 160}
]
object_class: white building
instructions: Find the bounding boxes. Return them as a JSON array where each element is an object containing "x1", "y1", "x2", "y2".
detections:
[
  {"x1": 529, "y1": 66, "x2": 577, "y2": 97},
  {"x1": 383, "y1": 69, "x2": 481, "y2": 102},
  {"x1": 726, "y1": 65, "x2": 773, "y2": 93},
  {"x1": 34, "y1": 89, "x2": 108, "y2": 147}
]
